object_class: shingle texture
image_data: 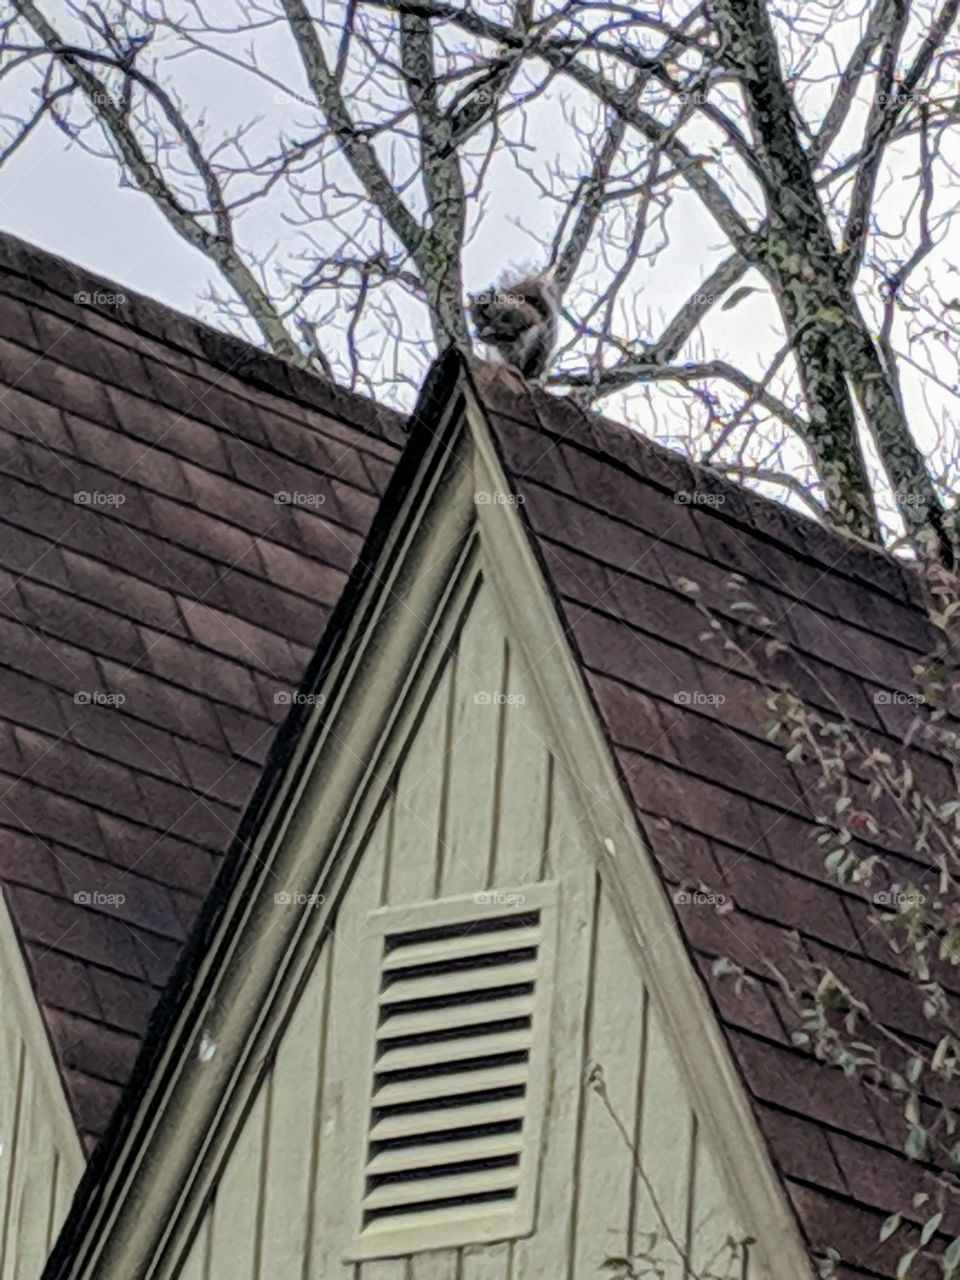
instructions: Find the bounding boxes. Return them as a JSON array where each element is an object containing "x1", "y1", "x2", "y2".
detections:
[
  {"x1": 4, "y1": 232, "x2": 953, "y2": 1280},
  {"x1": 0, "y1": 233, "x2": 403, "y2": 1149},
  {"x1": 470, "y1": 364, "x2": 956, "y2": 1280}
]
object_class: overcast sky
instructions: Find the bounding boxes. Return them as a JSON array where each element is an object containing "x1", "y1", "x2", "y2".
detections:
[{"x1": 1, "y1": 1, "x2": 955, "y2": 534}]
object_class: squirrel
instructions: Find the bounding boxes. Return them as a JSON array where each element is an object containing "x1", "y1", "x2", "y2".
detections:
[{"x1": 469, "y1": 273, "x2": 560, "y2": 378}]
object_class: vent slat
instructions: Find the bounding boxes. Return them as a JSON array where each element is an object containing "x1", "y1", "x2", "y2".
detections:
[
  {"x1": 360, "y1": 1198, "x2": 516, "y2": 1238},
  {"x1": 377, "y1": 995, "x2": 533, "y2": 1039},
  {"x1": 363, "y1": 1165, "x2": 519, "y2": 1211},
  {"x1": 381, "y1": 960, "x2": 537, "y2": 1004},
  {"x1": 373, "y1": 1063, "x2": 528, "y2": 1107},
  {"x1": 370, "y1": 1096, "x2": 526, "y2": 1142},
  {"x1": 367, "y1": 1132, "x2": 524, "y2": 1175},
  {"x1": 381, "y1": 927, "x2": 540, "y2": 971},
  {"x1": 360, "y1": 903, "x2": 543, "y2": 1243},
  {"x1": 377, "y1": 1029, "x2": 532, "y2": 1072}
]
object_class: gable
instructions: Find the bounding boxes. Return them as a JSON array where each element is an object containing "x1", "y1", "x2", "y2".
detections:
[
  {"x1": 169, "y1": 567, "x2": 772, "y2": 1280},
  {"x1": 60, "y1": 365, "x2": 812, "y2": 1277}
]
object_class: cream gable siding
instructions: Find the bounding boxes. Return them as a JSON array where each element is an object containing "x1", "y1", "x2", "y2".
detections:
[
  {"x1": 0, "y1": 893, "x2": 84, "y2": 1280},
  {"x1": 173, "y1": 572, "x2": 768, "y2": 1280}
]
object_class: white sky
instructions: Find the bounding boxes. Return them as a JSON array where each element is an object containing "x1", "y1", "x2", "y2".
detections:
[{"x1": 0, "y1": 1, "x2": 956, "y2": 530}]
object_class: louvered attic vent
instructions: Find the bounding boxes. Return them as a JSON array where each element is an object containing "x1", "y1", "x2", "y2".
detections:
[{"x1": 353, "y1": 886, "x2": 557, "y2": 1255}]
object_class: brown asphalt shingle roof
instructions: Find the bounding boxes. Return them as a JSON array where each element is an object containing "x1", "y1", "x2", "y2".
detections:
[
  {"x1": 0, "y1": 231, "x2": 403, "y2": 1149},
  {"x1": 470, "y1": 364, "x2": 957, "y2": 1280},
  {"x1": 5, "y1": 233, "x2": 952, "y2": 1280}
]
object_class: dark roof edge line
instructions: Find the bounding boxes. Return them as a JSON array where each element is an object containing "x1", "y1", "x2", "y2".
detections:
[
  {"x1": 0, "y1": 230, "x2": 406, "y2": 446},
  {"x1": 40, "y1": 345, "x2": 465, "y2": 1280},
  {"x1": 501, "y1": 403, "x2": 922, "y2": 610}
]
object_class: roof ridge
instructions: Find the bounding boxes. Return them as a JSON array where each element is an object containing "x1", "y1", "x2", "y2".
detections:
[
  {"x1": 0, "y1": 231, "x2": 406, "y2": 447},
  {"x1": 467, "y1": 363, "x2": 923, "y2": 607}
]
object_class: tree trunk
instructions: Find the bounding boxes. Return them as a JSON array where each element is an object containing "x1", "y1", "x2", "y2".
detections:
[{"x1": 714, "y1": 0, "x2": 954, "y2": 561}]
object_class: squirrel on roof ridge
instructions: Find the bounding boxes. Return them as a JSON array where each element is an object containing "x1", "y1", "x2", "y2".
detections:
[{"x1": 469, "y1": 272, "x2": 559, "y2": 379}]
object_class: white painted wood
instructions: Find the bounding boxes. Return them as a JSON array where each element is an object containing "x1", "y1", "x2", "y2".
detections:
[
  {"x1": 132, "y1": 527, "x2": 770, "y2": 1280},
  {"x1": 486, "y1": 636, "x2": 551, "y2": 890},
  {"x1": 377, "y1": 1028, "x2": 531, "y2": 1072},
  {"x1": 510, "y1": 775, "x2": 595, "y2": 1280},
  {"x1": 441, "y1": 601, "x2": 503, "y2": 897},
  {"x1": 311, "y1": 810, "x2": 389, "y2": 1280},
  {"x1": 258, "y1": 950, "x2": 330, "y2": 1280},
  {"x1": 461, "y1": 1242, "x2": 512, "y2": 1280},
  {"x1": 408, "y1": 1250, "x2": 458, "y2": 1280},
  {"x1": 172, "y1": 1222, "x2": 207, "y2": 1280},
  {"x1": 361, "y1": 1263, "x2": 407, "y2": 1280},
  {"x1": 633, "y1": 1000, "x2": 696, "y2": 1280},
  {"x1": 571, "y1": 885, "x2": 645, "y2": 1280},
  {"x1": 13, "y1": 1062, "x2": 59, "y2": 1280},
  {"x1": 386, "y1": 660, "x2": 454, "y2": 907},
  {"x1": 368, "y1": 1133, "x2": 523, "y2": 1176},
  {"x1": 206, "y1": 1088, "x2": 267, "y2": 1280},
  {"x1": 381, "y1": 928, "x2": 538, "y2": 969}
]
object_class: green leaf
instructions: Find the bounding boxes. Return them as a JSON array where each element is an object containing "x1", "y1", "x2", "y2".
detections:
[
  {"x1": 897, "y1": 1248, "x2": 918, "y2": 1279},
  {"x1": 922, "y1": 1211, "x2": 943, "y2": 1245},
  {"x1": 825, "y1": 848, "x2": 848, "y2": 874},
  {"x1": 907, "y1": 1056, "x2": 925, "y2": 1084},
  {"x1": 880, "y1": 1214, "x2": 902, "y2": 1242},
  {"x1": 905, "y1": 1125, "x2": 928, "y2": 1159},
  {"x1": 943, "y1": 1236, "x2": 960, "y2": 1275}
]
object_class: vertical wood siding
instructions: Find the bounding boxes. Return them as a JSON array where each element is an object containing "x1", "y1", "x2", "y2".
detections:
[
  {"x1": 176, "y1": 578, "x2": 767, "y2": 1280},
  {"x1": 0, "y1": 898, "x2": 84, "y2": 1280}
]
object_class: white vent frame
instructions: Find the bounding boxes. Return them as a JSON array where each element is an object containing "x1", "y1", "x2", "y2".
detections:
[{"x1": 346, "y1": 883, "x2": 560, "y2": 1260}]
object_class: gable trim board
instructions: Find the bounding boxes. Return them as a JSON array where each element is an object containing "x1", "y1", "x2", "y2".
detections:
[{"x1": 44, "y1": 353, "x2": 812, "y2": 1279}]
